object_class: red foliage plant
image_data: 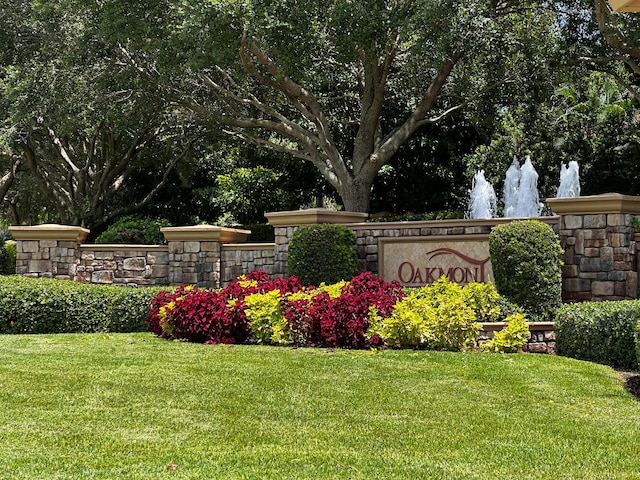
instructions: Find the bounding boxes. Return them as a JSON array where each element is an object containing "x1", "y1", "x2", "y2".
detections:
[
  {"x1": 317, "y1": 272, "x2": 403, "y2": 348},
  {"x1": 146, "y1": 271, "x2": 305, "y2": 345},
  {"x1": 146, "y1": 271, "x2": 402, "y2": 348},
  {"x1": 282, "y1": 272, "x2": 404, "y2": 348}
]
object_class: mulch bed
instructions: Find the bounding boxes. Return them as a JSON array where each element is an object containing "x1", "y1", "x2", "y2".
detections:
[{"x1": 618, "y1": 371, "x2": 640, "y2": 400}]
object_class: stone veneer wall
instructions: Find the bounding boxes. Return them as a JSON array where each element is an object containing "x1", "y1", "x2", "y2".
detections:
[
  {"x1": 349, "y1": 219, "x2": 559, "y2": 277},
  {"x1": 221, "y1": 243, "x2": 276, "y2": 285},
  {"x1": 266, "y1": 210, "x2": 559, "y2": 279},
  {"x1": 10, "y1": 194, "x2": 640, "y2": 301},
  {"x1": 77, "y1": 245, "x2": 169, "y2": 286},
  {"x1": 269, "y1": 195, "x2": 640, "y2": 302},
  {"x1": 547, "y1": 194, "x2": 640, "y2": 302},
  {"x1": 480, "y1": 322, "x2": 556, "y2": 354},
  {"x1": 9, "y1": 224, "x2": 275, "y2": 288}
]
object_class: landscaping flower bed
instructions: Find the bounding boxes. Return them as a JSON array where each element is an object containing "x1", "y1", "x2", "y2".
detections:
[{"x1": 147, "y1": 271, "x2": 528, "y2": 353}]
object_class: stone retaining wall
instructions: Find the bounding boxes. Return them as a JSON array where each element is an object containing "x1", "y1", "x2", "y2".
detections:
[
  {"x1": 479, "y1": 322, "x2": 556, "y2": 354},
  {"x1": 77, "y1": 245, "x2": 169, "y2": 286},
  {"x1": 10, "y1": 193, "x2": 640, "y2": 303},
  {"x1": 221, "y1": 243, "x2": 276, "y2": 285},
  {"x1": 266, "y1": 210, "x2": 559, "y2": 283},
  {"x1": 9, "y1": 224, "x2": 275, "y2": 288},
  {"x1": 348, "y1": 218, "x2": 558, "y2": 278}
]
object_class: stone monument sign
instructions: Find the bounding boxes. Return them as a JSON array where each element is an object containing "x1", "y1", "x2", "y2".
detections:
[{"x1": 379, "y1": 235, "x2": 493, "y2": 287}]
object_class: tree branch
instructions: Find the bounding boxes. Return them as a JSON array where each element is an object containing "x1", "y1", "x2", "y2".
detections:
[{"x1": 371, "y1": 53, "x2": 462, "y2": 170}]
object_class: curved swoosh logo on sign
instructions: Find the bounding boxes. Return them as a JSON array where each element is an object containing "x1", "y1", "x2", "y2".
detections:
[{"x1": 427, "y1": 248, "x2": 490, "y2": 267}]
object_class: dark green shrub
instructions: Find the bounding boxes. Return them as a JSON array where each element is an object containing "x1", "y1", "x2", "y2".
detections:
[
  {"x1": 636, "y1": 322, "x2": 640, "y2": 372},
  {"x1": 95, "y1": 216, "x2": 171, "y2": 244},
  {"x1": 0, "y1": 276, "x2": 165, "y2": 334},
  {"x1": 489, "y1": 220, "x2": 563, "y2": 320},
  {"x1": 368, "y1": 210, "x2": 463, "y2": 222},
  {"x1": 0, "y1": 242, "x2": 16, "y2": 275},
  {"x1": 555, "y1": 301, "x2": 640, "y2": 370},
  {"x1": 288, "y1": 224, "x2": 358, "y2": 286},
  {"x1": 243, "y1": 223, "x2": 275, "y2": 242}
]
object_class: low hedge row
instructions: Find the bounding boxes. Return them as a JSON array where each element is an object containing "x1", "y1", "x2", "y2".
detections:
[
  {"x1": 0, "y1": 276, "x2": 166, "y2": 334},
  {"x1": 555, "y1": 301, "x2": 640, "y2": 370}
]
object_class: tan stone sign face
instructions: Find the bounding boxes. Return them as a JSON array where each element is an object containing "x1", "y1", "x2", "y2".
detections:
[{"x1": 379, "y1": 235, "x2": 493, "y2": 287}]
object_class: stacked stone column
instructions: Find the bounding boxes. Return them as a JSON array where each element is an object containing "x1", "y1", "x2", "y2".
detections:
[
  {"x1": 161, "y1": 225, "x2": 250, "y2": 288},
  {"x1": 9, "y1": 225, "x2": 89, "y2": 280},
  {"x1": 547, "y1": 194, "x2": 640, "y2": 301},
  {"x1": 265, "y1": 209, "x2": 369, "y2": 278}
]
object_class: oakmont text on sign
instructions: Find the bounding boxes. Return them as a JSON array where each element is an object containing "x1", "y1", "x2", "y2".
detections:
[{"x1": 379, "y1": 236, "x2": 493, "y2": 287}]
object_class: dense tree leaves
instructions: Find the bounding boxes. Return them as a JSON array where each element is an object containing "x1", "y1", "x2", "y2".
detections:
[
  {"x1": 557, "y1": 0, "x2": 640, "y2": 98},
  {"x1": 0, "y1": 1, "x2": 203, "y2": 228},
  {"x1": 99, "y1": 0, "x2": 562, "y2": 212},
  {"x1": 467, "y1": 71, "x2": 640, "y2": 202},
  {"x1": 2, "y1": 0, "x2": 637, "y2": 227}
]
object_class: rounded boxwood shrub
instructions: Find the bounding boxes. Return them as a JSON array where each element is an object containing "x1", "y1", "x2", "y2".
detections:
[
  {"x1": 288, "y1": 224, "x2": 358, "y2": 286},
  {"x1": 489, "y1": 220, "x2": 563, "y2": 320}
]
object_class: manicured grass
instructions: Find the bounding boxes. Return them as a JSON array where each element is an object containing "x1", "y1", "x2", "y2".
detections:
[{"x1": 0, "y1": 333, "x2": 639, "y2": 479}]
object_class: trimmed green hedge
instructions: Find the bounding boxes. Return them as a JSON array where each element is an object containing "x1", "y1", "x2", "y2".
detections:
[
  {"x1": 636, "y1": 321, "x2": 640, "y2": 370},
  {"x1": 242, "y1": 223, "x2": 275, "y2": 242},
  {"x1": 288, "y1": 224, "x2": 358, "y2": 286},
  {"x1": 95, "y1": 216, "x2": 171, "y2": 244},
  {"x1": 0, "y1": 276, "x2": 167, "y2": 334},
  {"x1": 555, "y1": 301, "x2": 640, "y2": 370}
]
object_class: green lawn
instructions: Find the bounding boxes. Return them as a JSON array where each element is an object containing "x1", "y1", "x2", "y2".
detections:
[{"x1": 0, "y1": 333, "x2": 638, "y2": 479}]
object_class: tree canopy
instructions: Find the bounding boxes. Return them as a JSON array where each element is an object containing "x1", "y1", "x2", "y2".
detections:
[
  {"x1": 0, "y1": 0, "x2": 204, "y2": 228},
  {"x1": 92, "y1": 0, "x2": 562, "y2": 212},
  {"x1": 1, "y1": 0, "x2": 639, "y2": 227}
]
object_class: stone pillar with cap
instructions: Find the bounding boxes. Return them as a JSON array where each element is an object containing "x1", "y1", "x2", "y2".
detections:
[
  {"x1": 547, "y1": 193, "x2": 640, "y2": 301},
  {"x1": 9, "y1": 224, "x2": 89, "y2": 280},
  {"x1": 160, "y1": 225, "x2": 251, "y2": 288},
  {"x1": 265, "y1": 208, "x2": 369, "y2": 278}
]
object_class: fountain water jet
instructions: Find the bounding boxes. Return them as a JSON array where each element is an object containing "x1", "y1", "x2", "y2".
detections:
[
  {"x1": 513, "y1": 155, "x2": 542, "y2": 217},
  {"x1": 503, "y1": 156, "x2": 521, "y2": 218},
  {"x1": 468, "y1": 170, "x2": 497, "y2": 219},
  {"x1": 469, "y1": 156, "x2": 579, "y2": 218},
  {"x1": 556, "y1": 161, "x2": 580, "y2": 198}
]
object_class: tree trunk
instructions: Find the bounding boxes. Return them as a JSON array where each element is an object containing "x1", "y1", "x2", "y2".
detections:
[{"x1": 336, "y1": 174, "x2": 374, "y2": 213}]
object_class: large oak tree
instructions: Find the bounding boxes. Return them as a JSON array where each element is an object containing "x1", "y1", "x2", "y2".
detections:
[{"x1": 101, "y1": 0, "x2": 561, "y2": 212}]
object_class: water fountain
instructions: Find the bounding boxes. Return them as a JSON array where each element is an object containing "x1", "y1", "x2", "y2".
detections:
[
  {"x1": 468, "y1": 170, "x2": 497, "y2": 219},
  {"x1": 503, "y1": 156, "x2": 521, "y2": 218},
  {"x1": 513, "y1": 155, "x2": 542, "y2": 217},
  {"x1": 556, "y1": 161, "x2": 580, "y2": 198},
  {"x1": 469, "y1": 155, "x2": 576, "y2": 218}
]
